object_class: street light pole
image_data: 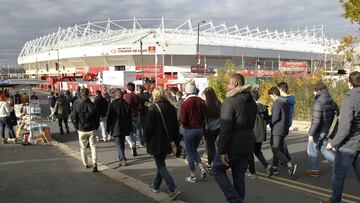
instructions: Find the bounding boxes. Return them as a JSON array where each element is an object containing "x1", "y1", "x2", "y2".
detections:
[
  {"x1": 197, "y1": 20, "x2": 206, "y2": 74},
  {"x1": 140, "y1": 40, "x2": 144, "y2": 85}
]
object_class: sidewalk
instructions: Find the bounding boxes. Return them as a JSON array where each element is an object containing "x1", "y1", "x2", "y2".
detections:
[{"x1": 0, "y1": 144, "x2": 154, "y2": 203}]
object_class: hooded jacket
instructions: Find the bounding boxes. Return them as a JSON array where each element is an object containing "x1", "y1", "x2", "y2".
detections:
[
  {"x1": 217, "y1": 85, "x2": 257, "y2": 157},
  {"x1": 331, "y1": 87, "x2": 360, "y2": 151},
  {"x1": 308, "y1": 89, "x2": 338, "y2": 137}
]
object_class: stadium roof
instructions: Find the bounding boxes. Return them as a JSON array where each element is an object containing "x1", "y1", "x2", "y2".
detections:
[{"x1": 19, "y1": 17, "x2": 339, "y2": 58}]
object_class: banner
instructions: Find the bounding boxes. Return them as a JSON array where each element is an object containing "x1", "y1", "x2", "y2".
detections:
[{"x1": 279, "y1": 61, "x2": 308, "y2": 72}]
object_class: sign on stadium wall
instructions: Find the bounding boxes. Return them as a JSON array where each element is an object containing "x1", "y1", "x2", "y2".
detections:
[{"x1": 279, "y1": 61, "x2": 308, "y2": 72}]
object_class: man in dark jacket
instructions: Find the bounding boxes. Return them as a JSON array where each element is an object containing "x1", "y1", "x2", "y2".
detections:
[
  {"x1": 72, "y1": 88, "x2": 99, "y2": 172},
  {"x1": 212, "y1": 73, "x2": 257, "y2": 203},
  {"x1": 53, "y1": 93, "x2": 71, "y2": 134},
  {"x1": 323, "y1": 71, "x2": 360, "y2": 203},
  {"x1": 137, "y1": 85, "x2": 150, "y2": 147},
  {"x1": 268, "y1": 86, "x2": 297, "y2": 177},
  {"x1": 94, "y1": 90, "x2": 110, "y2": 142},
  {"x1": 306, "y1": 81, "x2": 337, "y2": 177},
  {"x1": 107, "y1": 90, "x2": 132, "y2": 166}
]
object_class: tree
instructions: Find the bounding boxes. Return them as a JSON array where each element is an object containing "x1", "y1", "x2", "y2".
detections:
[{"x1": 338, "y1": 0, "x2": 360, "y2": 66}]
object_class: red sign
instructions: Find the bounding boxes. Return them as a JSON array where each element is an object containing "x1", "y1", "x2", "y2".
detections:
[
  {"x1": 148, "y1": 46, "x2": 156, "y2": 53},
  {"x1": 279, "y1": 61, "x2": 308, "y2": 72},
  {"x1": 191, "y1": 65, "x2": 205, "y2": 73}
]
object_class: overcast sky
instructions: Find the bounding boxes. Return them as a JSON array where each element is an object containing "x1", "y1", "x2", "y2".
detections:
[{"x1": 0, "y1": 0, "x2": 358, "y2": 66}]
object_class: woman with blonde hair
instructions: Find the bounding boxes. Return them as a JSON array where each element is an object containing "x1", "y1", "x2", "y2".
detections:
[{"x1": 144, "y1": 87, "x2": 182, "y2": 200}]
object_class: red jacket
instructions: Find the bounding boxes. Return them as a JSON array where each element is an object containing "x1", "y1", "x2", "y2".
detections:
[
  {"x1": 123, "y1": 92, "x2": 140, "y2": 119},
  {"x1": 180, "y1": 95, "x2": 206, "y2": 129}
]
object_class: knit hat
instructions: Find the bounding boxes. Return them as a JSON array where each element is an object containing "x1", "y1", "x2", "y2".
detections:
[{"x1": 185, "y1": 80, "x2": 197, "y2": 94}]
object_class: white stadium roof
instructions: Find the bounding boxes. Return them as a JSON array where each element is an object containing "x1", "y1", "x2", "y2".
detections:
[{"x1": 19, "y1": 17, "x2": 339, "y2": 59}]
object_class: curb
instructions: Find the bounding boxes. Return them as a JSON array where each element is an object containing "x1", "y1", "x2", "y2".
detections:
[{"x1": 52, "y1": 141, "x2": 185, "y2": 203}]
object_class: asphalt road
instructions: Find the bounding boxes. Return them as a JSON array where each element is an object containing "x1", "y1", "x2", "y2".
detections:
[{"x1": 5, "y1": 89, "x2": 358, "y2": 203}]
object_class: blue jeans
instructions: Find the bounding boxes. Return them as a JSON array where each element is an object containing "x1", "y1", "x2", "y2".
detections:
[
  {"x1": 307, "y1": 133, "x2": 335, "y2": 171},
  {"x1": 136, "y1": 116, "x2": 145, "y2": 146},
  {"x1": 331, "y1": 147, "x2": 360, "y2": 203},
  {"x1": 153, "y1": 155, "x2": 177, "y2": 192},
  {"x1": 183, "y1": 128, "x2": 203, "y2": 172},
  {"x1": 0, "y1": 117, "x2": 16, "y2": 139},
  {"x1": 212, "y1": 152, "x2": 248, "y2": 203},
  {"x1": 115, "y1": 136, "x2": 126, "y2": 161}
]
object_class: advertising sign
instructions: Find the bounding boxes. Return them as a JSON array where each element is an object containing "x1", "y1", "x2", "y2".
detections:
[{"x1": 279, "y1": 61, "x2": 308, "y2": 72}]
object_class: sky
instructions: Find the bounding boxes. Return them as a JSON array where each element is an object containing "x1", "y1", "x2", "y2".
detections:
[{"x1": 0, "y1": 0, "x2": 358, "y2": 66}]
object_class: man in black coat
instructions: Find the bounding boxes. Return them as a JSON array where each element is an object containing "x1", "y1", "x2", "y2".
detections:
[
  {"x1": 268, "y1": 87, "x2": 297, "y2": 177},
  {"x1": 72, "y1": 88, "x2": 99, "y2": 172},
  {"x1": 306, "y1": 81, "x2": 337, "y2": 177},
  {"x1": 94, "y1": 90, "x2": 110, "y2": 142},
  {"x1": 212, "y1": 73, "x2": 257, "y2": 203},
  {"x1": 324, "y1": 71, "x2": 360, "y2": 203},
  {"x1": 106, "y1": 90, "x2": 133, "y2": 166}
]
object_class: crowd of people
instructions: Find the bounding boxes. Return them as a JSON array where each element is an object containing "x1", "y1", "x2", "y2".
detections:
[{"x1": 1, "y1": 71, "x2": 359, "y2": 203}]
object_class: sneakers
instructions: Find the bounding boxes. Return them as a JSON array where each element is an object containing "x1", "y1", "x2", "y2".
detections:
[
  {"x1": 246, "y1": 172, "x2": 257, "y2": 179},
  {"x1": 169, "y1": 188, "x2": 181, "y2": 200},
  {"x1": 185, "y1": 176, "x2": 197, "y2": 183},
  {"x1": 132, "y1": 148, "x2": 138, "y2": 157},
  {"x1": 272, "y1": 167, "x2": 280, "y2": 175},
  {"x1": 305, "y1": 170, "x2": 320, "y2": 177},
  {"x1": 1, "y1": 138, "x2": 8, "y2": 144},
  {"x1": 266, "y1": 165, "x2": 274, "y2": 177},
  {"x1": 148, "y1": 184, "x2": 159, "y2": 193},
  {"x1": 288, "y1": 163, "x2": 298, "y2": 177},
  {"x1": 119, "y1": 160, "x2": 127, "y2": 167},
  {"x1": 200, "y1": 168, "x2": 207, "y2": 180}
]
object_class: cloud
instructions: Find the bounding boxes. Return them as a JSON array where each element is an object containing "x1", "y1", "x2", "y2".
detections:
[{"x1": 0, "y1": 0, "x2": 358, "y2": 65}]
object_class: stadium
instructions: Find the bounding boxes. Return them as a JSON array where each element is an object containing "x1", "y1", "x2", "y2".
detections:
[{"x1": 17, "y1": 17, "x2": 341, "y2": 85}]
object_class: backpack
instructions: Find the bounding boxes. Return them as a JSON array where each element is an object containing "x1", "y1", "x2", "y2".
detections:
[{"x1": 253, "y1": 103, "x2": 268, "y2": 143}]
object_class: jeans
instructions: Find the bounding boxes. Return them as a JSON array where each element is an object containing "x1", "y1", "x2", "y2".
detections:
[
  {"x1": 204, "y1": 128, "x2": 220, "y2": 166},
  {"x1": 307, "y1": 133, "x2": 335, "y2": 171},
  {"x1": 115, "y1": 136, "x2": 126, "y2": 161},
  {"x1": 58, "y1": 116, "x2": 69, "y2": 134},
  {"x1": 271, "y1": 134, "x2": 290, "y2": 167},
  {"x1": 99, "y1": 116, "x2": 110, "y2": 140},
  {"x1": 126, "y1": 118, "x2": 138, "y2": 149},
  {"x1": 212, "y1": 152, "x2": 249, "y2": 203},
  {"x1": 153, "y1": 155, "x2": 177, "y2": 192},
  {"x1": 136, "y1": 116, "x2": 145, "y2": 145},
  {"x1": 183, "y1": 128, "x2": 203, "y2": 172},
  {"x1": 0, "y1": 117, "x2": 16, "y2": 139},
  {"x1": 78, "y1": 130, "x2": 97, "y2": 166},
  {"x1": 249, "y1": 142, "x2": 269, "y2": 174},
  {"x1": 280, "y1": 141, "x2": 292, "y2": 162},
  {"x1": 331, "y1": 147, "x2": 360, "y2": 203}
]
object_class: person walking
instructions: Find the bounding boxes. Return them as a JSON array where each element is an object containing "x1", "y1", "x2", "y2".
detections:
[
  {"x1": 212, "y1": 73, "x2": 257, "y2": 203},
  {"x1": 123, "y1": 82, "x2": 140, "y2": 157},
  {"x1": 247, "y1": 89, "x2": 274, "y2": 178},
  {"x1": 53, "y1": 93, "x2": 71, "y2": 134},
  {"x1": 72, "y1": 88, "x2": 99, "y2": 172},
  {"x1": 180, "y1": 80, "x2": 207, "y2": 183},
  {"x1": 322, "y1": 71, "x2": 360, "y2": 203},
  {"x1": 94, "y1": 90, "x2": 110, "y2": 142},
  {"x1": 202, "y1": 87, "x2": 221, "y2": 171},
  {"x1": 268, "y1": 86, "x2": 297, "y2": 177},
  {"x1": 306, "y1": 81, "x2": 337, "y2": 177},
  {"x1": 0, "y1": 95, "x2": 16, "y2": 144},
  {"x1": 107, "y1": 90, "x2": 133, "y2": 166},
  {"x1": 144, "y1": 87, "x2": 182, "y2": 200},
  {"x1": 137, "y1": 85, "x2": 151, "y2": 147},
  {"x1": 48, "y1": 92, "x2": 57, "y2": 121},
  {"x1": 277, "y1": 82, "x2": 295, "y2": 164}
]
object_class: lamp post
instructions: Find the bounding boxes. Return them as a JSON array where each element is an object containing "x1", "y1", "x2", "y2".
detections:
[
  {"x1": 140, "y1": 40, "x2": 144, "y2": 85},
  {"x1": 197, "y1": 20, "x2": 206, "y2": 74}
]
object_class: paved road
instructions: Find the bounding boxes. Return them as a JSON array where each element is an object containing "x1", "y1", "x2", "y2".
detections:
[
  {"x1": 0, "y1": 144, "x2": 154, "y2": 203},
  {"x1": 15, "y1": 90, "x2": 359, "y2": 203}
]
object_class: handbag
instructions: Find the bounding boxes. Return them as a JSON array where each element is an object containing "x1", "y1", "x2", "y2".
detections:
[{"x1": 155, "y1": 103, "x2": 178, "y2": 156}]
